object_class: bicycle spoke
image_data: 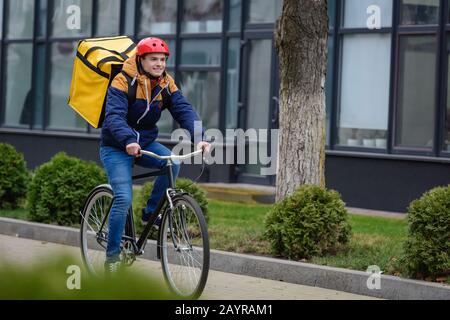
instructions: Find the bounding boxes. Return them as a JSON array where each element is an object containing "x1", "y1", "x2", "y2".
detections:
[
  {"x1": 160, "y1": 197, "x2": 209, "y2": 298},
  {"x1": 81, "y1": 188, "x2": 113, "y2": 277}
]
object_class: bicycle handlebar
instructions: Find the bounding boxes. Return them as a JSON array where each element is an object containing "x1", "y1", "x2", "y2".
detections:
[{"x1": 140, "y1": 149, "x2": 204, "y2": 161}]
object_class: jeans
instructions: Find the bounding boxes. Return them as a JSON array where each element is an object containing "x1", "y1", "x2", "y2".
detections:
[{"x1": 100, "y1": 141, "x2": 180, "y2": 262}]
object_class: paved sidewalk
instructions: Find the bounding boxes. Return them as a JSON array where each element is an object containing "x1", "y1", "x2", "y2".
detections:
[{"x1": 0, "y1": 234, "x2": 377, "y2": 300}]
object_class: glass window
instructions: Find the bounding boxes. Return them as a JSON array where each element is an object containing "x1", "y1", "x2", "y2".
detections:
[
  {"x1": 37, "y1": 0, "x2": 48, "y2": 37},
  {"x1": 338, "y1": 34, "x2": 391, "y2": 149},
  {"x1": 33, "y1": 45, "x2": 46, "y2": 129},
  {"x1": 228, "y1": 0, "x2": 241, "y2": 32},
  {"x1": 182, "y1": 0, "x2": 223, "y2": 33},
  {"x1": 5, "y1": 0, "x2": 34, "y2": 39},
  {"x1": 96, "y1": 0, "x2": 120, "y2": 36},
  {"x1": 325, "y1": 35, "x2": 334, "y2": 146},
  {"x1": 124, "y1": 0, "x2": 135, "y2": 35},
  {"x1": 343, "y1": 0, "x2": 392, "y2": 28},
  {"x1": 48, "y1": 42, "x2": 86, "y2": 131},
  {"x1": 226, "y1": 38, "x2": 240, "y2": 129},
  {"x1": 400, "y1": 0, "x2": 439, "y2": 25},
  {"x1": 248, "y1": 0, "x2": 281, "y2": 24},
  {"x1": 181, "y1": 39, "x2": 221, "y2": 65},
  {"x1": 3, "y1": 44, "x2": 33, "y2": 127},
  {"x1": 395, "y1": 36, "x2": 437, "y2": 149},
  {"x1": 180, "y1": 71, "x2": 220, "y2": 129},
  {"x1": 245, "y1": 39, "x2": 272, "y2": 175},
  {"x1": 139, "y1": 0, "x2": 177, "y2": 35},
  {"x1": 0, "y1": 0, "x2": 4, "y2": 37},
  {"x1": 166, "y1": 39, "x2": 176, "y2": 67},
  {"x1": 157, "y1": 110, "x2": 173, "y2": 134},
  {"x1": 444, "y1": 37, "x2": 450, "y2": 151},
  {"x1": 51, "y1": 0, "x2": 93, "y2": 38},
  {"x1": 247, "y1": 39, "x2": 272, "y2": 131}
]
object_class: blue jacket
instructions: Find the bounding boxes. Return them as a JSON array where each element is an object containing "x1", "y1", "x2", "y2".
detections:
[{"x1": 101, "y1": 55, "x2": 203, "y2": 150}]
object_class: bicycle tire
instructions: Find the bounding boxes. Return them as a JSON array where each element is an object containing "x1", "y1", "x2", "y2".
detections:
[
  {"x1": 159, "y1": 194, "x2": 210, "y2": 299},
  {"x1": 80, "y1": 184, "x2": 113, "y2": 276}
]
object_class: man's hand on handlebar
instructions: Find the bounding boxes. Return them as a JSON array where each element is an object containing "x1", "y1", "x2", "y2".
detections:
[
  {"x1": 126, "y1": 143, "x2": 142, "y2": 157},
  {"x1": 197, "y1": 141, "x2": 212, "y2": 153}
]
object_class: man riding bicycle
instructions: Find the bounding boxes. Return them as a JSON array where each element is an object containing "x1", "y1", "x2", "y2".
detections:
[{"x1": 100, "y1": 37, "x2": 211, "y2": 272}]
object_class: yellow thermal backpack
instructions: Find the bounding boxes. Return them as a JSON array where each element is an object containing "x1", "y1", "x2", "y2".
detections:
[{"x1": 68, "y1": 36, "x2": 137, "y2": 128}]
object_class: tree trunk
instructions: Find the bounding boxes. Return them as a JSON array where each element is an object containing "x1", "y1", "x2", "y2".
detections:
[{"x1": 275, "y1": 0, "x2": 328, "y2": 202}]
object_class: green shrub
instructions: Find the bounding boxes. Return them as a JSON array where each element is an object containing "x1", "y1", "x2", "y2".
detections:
[
  {"x1": 27, "y1": 152, "x2": 107, "y2": 226},
  {"x1": 264, "y1": 185, "x2": 351, "y2": 260},
  {"x1": 134, "y1": 178, "x2": 209, "y2": 234},
  {"x1": 0, "y1": 143, "x2": 30, "y2": 209},
  {"x1": 0, "y1": 255, "x2": 178, "y2": 299},
  {"x1": 402, "y1": 186, "x2": 450, "y2": 280}
]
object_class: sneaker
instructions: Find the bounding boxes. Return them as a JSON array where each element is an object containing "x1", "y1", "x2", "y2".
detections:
[
  {"x1": 104, "y1": 260, "x2": 122, "y2": 274},
  {"x1": 153, "y1": 214, "x2": 162, "y2": 230},
  {"x1": 141, "y1": 208, "x2": 162, "y2": 230},
  {"x1": 141, "y1": 208, "x2": 150, "y2": 225}
]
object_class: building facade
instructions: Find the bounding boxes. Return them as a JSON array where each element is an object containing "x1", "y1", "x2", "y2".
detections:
[{"x1": 1, "y1": 0, "x2": 449, "y2": 213}]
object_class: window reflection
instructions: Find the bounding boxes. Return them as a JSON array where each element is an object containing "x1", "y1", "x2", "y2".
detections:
[
  {"x1": 245, "y1": 39, "x2": 272, "y2": 175},
  {"x1": 338, "y1": 34, "x2": 391, "y2": 149},
  {"x1": 226, "y1": 39, "x2": 240, "y2": 129},
  {"x1": 228, "y1": 0, "x2": 241, "y2": 31},
  {"x1": 247, "y1": 39, "x2": 272, "y2": 131},
  {"x1": 49, "y1": 42, "x2": 86, "y2": 131},
  {"x1": 139, "y1": 0, "x2": 177, "y2": 35},
  {"x1": 396, "y1": 36, "x2": 436, "y2": 149},
  {"x1": 0, "y1": 0, "x2": 3, "y2": 37},
  {"x1": 33, "y1": 45, "x2": 46, "y2": 129},
  {"x1": 181, "y1": 39, "x2": 221, "y2": 65},
  {"x1": 6, "y1": 0, "x2": 34, "y2": 39},
  {"x1": 445, "y1": 38, "x2": 450, "y2": 151},
  {"x1": 182, "y1": 0, "x2": 223, "y2": 33},
  {"x1": 4, "y1": 44, "x2": 33, "y2": 127},
  {"x1": 248, "y1": 0, "x2": 281, "y2": 24},
  {"x1": 180, "y1": 71, "x2": 220, "y2": 129},
  {"x1": 400, "y1": 0, "x2": 439, "y2": 25},
  {"x1": 96, "y1": 0, "x2": 120, "y2": 36}
]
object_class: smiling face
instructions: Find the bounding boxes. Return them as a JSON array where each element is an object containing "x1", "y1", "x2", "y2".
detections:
[{"x1": 140, "y1": 53, "x2": 167, "y2": 77}]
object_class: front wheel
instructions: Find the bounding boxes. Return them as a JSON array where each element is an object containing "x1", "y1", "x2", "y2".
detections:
[{"x1": 159, "y1": 194, "x2": 210, "y2": 299}]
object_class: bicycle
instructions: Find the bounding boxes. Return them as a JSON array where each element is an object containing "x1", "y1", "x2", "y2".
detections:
[{"x1": 79, "y1": 149, "x2": 210, "y2": 300}]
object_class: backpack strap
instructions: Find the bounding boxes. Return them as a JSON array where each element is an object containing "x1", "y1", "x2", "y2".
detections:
[
  {"x1": 121, "y1": 71, "x2": 137, "y2": 107},
  {"x1": 121, "y1": 71, "x2": 172, "y2": 110},
  {"x1": 161, "y1": 86, "x2": 172, "y2": 110}
]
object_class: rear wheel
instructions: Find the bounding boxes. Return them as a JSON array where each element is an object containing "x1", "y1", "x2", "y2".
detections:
[
  {"x1": 159, "y1": 194, "x2": 210, "y2": 299},
  {"x1": 80, "y1": 185, "x2": 113, "y2": 276}
]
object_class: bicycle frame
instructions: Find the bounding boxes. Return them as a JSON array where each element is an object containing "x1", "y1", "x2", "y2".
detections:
[{"x1": 97, "y1": 149, "x2": 203, "y2": 260}]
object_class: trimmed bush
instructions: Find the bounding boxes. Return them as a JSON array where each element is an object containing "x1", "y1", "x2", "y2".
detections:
[
  {"x1": 134, "y1": 178, "x2": 209, "y2": 234},
  {"x1": 264, "y1": 185, "x2": 351, "y2": 260},
  {"x1": 0, "y1": 255, "x2": 177, "y2": 299},
  {"x1": 27, "y1": 152, "x2": 107, "y2": 226},
  {"x1": 402, "y1": 186, "x2": 450, "y2": 280},
  {"x1": 0, "y1": 143, "x2": 30, "y2": 209}
]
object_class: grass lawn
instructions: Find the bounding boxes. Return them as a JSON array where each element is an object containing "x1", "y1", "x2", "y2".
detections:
[
  {"x1": 0, "y1": 199, "x2": 412, "y2": 277},
  {"x1": 0, "y1": 208, "x2": 29, "y2": 221},
  {"x1": 207, "y1": 199, "x2": 408, "y2": 276}
]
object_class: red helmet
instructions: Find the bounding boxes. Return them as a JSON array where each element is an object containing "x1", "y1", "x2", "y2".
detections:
[{"x1": 137, "y1": 37, "x2": 170, "y2": 57}]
